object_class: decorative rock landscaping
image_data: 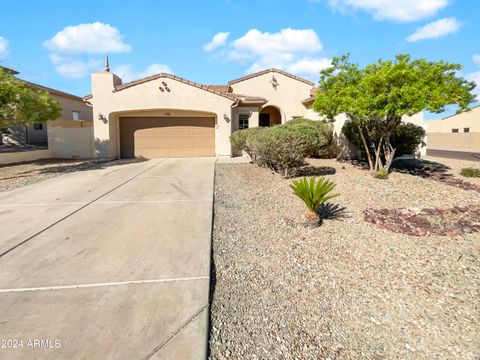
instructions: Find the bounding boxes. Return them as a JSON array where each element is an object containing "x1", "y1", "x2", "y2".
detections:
[
  {"x1": 210, "y1": 158, "x2": 479, "y2": 360},
  {"x1": 364, "y1": 205, "x2": 480, "y2": 237}
]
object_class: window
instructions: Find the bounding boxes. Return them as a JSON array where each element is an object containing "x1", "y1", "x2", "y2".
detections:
[
  {"x1": 33, "y1": 123, "x2": 43, "y2": 130},
  {"x1": 452, "y1": 128, "x2": 459, "y2": 133},
  {"x1": 72, "y1": 111, "x2": 81, "y2": 121},
  {"x1": 239, "y1": 113, "x2": 249, "y2": 130},
  {"x1": 464, "y1": 128, "x2": 470, "y2": 133}
]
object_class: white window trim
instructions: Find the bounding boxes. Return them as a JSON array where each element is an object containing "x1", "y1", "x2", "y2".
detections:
[{"x1": 238, "y1": 113, "x2": 250, "y2": 130}]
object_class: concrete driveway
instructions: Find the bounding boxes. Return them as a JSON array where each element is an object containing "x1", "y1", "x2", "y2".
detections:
[{"x1": 0, "y1": 157, "x2": 215, "y2": 359}]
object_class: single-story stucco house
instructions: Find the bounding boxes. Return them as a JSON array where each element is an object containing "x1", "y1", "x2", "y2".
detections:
[
  {"x1": 85, "y1": 58, "x2": 424, "y2": 160},
  {"x1": 426, "y1": 104, "x2": 480, "y2": 160},
  {"x1": 1, "y1": 66, "x2": 94, "y2": 159}
]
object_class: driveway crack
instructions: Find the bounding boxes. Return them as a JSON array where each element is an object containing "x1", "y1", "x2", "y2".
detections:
[{"x1": 142, "y1": 305, "x2": 208, "y2": 360}]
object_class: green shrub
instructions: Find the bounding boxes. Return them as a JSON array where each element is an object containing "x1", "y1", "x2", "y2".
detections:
[
  {"x1": 290, "y1": 176, "x2": 339, "y2": 225},
  {"x1": 230, "y1": 127, "x2": 265, "y2": 161},
  {"x1": 372, "y1": 167, "x2": 389, "y2": 179},
  {"x1": 460, "y1": 167, "x2": 480, "y2": 178},
  {"x1": 390, "y1": 123, "x2": 426, "y2": 157},
  {"x1": 246, "y1": 125, "x2": 315, "y2": 177},
  {"x1": 342, "y1": 121, "x2": 425, "y2": 158},
  {"x1": 230, "y1": 119, "x2": 334, "y2": 177},
  {"x1": 285, "y1": 118, "x2": 334, "y2": 157}
]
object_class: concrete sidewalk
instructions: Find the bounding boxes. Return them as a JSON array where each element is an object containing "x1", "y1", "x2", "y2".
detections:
[{"x1": 0, "y1": 157, "x2": 215, "y2": 359}]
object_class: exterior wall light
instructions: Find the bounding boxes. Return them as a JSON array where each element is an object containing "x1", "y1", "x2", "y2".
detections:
[
  {"x1": 270, "y1": 76, "x2": 278, "y2": 90},
  {"x1": 98, "y1": 113, "x2": 108, "y2": 124}
]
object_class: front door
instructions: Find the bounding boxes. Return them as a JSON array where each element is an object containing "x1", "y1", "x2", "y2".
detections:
[{"x1": 259, "y1": 113, "x2": 270, "y2": 127}]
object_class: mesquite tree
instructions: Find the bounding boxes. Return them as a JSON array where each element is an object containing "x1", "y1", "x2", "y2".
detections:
[
  {"x1": 313, "y1": 54, "x2": 476, "y2": 177},
  {"x1": 0, "y1": 67, "x2": 61, "y2": 144}
]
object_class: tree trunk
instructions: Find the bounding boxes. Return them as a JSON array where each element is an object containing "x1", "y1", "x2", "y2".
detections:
[
  {"x1": 383, "y1": 137, "x2": 396, "y2": 171},
  {"x1": 373, "y1": 135, "x2": 385, "y2": 172},
  {"x1": 305, "y1": 209, "x2": 321, "y2": 226},
  {"x1": 357, "y1": 124, "x2": 373, "y2": 171}
]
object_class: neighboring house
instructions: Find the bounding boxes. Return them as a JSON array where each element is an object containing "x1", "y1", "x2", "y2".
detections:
[
  {"x1": 426, "y1": 105, "x2": 480, "y2": 160},
  {"x1": 1, "y1": 66, "x2": 94, "y2": 158},
  {"x1": 86, "y1": 60, "x2": 424, "y2": 159}
]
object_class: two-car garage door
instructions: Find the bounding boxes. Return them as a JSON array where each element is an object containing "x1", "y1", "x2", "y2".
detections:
[{"x1": 119, "y1": 117, "x2": 215, "y2": 158}]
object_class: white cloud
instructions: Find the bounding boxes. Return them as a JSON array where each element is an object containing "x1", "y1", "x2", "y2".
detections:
[
  {"x1": 473, "y1": 54, "x2": 480, "y2": 66},
  {"x1": 44, "y1": 22, "x2": 131, "y2": 79},
  {"x1": 112, "y1": 63, "x2": 173, "y2": 82},
  {"x1": 229, "y1": 28, "x2": 322, "y2": 63},
  {"x1": 328, "y1": 0, "x2": 449, "y2": 22},
  {"x1": 286, "y1": 58, "x2": 332, "y2": 78},
  {"x1": 43, "y1": 22, "x2": 131, "y2": 55},
  {"x1": 49, "y1": 55, "x2": 101, "y2": 79},
  {"x1": 210, "y1": 28, "x2": 328, "y2": 79},
  {"x1": 0, "y1": 36, "x2": 9, "y2": 60},
  {"x1": 466, "y1": 71, "x2": 480, "y2": 99},
  {"x1": 407, "y1": 17, "x2": 461, "y2": 42},
  {"x1": 203, "y1": 32, "x2": 229, "y2": 52}
]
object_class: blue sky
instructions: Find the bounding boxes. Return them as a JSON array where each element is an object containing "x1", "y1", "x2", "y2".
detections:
[{"x1": 0, "y1": 0, "x2": 479, "y2": 119}]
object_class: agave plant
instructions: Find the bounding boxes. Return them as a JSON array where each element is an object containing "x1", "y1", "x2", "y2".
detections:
[{"x1": 289, "y1": 176, "x2": 339, "y2": 225}]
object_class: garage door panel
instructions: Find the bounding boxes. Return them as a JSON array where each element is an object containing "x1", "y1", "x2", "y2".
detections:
[{"x1": 120, "y1": 117, "x2": 215, "y2": 158}]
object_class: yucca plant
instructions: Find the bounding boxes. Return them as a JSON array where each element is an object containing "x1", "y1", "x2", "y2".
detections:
[{"x1": 289, "y1": 176, "x2": 339, "y2": 225}]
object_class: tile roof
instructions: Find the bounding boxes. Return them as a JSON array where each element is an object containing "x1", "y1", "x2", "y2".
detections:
[
  {"x1": 114, "y1": 73, "x2": 242, "y2": 101},
  {"x1": 27, "y1": 81, "x2": 83, "y2": 101},
  {"x1": 204, "y1": 85, "x2": 232, "y2": 93},
  {"x1": 228, "y1": 68, "x2": 314, "y2": 86},
  {"x1": 301, "y1": 96, "x2": 315, "y2": 105},
  {"x1": 85, "y1": 73, "x2": 267, "y2": 104},
  {"x1": 1, "y1": 65, "x2": 82, "y2": 100}
]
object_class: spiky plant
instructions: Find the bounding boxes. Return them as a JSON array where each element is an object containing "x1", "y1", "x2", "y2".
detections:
[{"x1": 289, "y1": 176, "x2": 339, "y2": 225}]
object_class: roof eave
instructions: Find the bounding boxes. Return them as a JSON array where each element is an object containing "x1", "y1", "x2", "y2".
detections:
[{"x1": 302, "y1": 97, "x2": 315, "y2": 106}]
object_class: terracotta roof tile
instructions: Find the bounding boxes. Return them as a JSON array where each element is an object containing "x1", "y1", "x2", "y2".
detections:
[
  {"x1": 109, "y1": 73, "x2": 266, "y2": 104},
  {"x1": 228, "y1": 68, "x2": 314, "y2": 86},
  {"x1": 204, "y1": 85, "x2": 231, "y2": 93},
  {"x1": 113, "y1": 73, "x2": 241, "y2": 101}
]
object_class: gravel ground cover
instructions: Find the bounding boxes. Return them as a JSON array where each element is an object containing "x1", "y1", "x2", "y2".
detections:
[
  {"x1": 209, "y1": 158, "x2": 479, "y2": 360},
  {"x1": 424, "y1": 156, "x2": 480, "y2": 185},
  {"x1": 0, "y1": 158, "x2": 96, "y2": 192}
]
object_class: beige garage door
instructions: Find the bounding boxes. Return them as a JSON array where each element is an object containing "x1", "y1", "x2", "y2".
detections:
[{"x1": 119, "y1": 117, "x2": 215, "y2": 158}]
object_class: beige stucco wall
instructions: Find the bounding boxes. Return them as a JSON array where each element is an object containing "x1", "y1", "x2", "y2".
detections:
[
  {"x1": 230, "y1": 72, "x2": 313, "y2": 122},
  {"x1": 426, "y1": 106, "x2": 480, "y2": 133},
  {"x1": 52, "y1": 94, "x2": 93, "y2": 123},
  {"x1": 427, "y1": 132, "x2": 480, "y2": 152},
  {"x1": 232, "y1": 106, "x2": 260, "y2": 130},
  {"x1": 425, "y1": 106, "x2": 479, "y2": 154},
  {"x1": 48, "y1": 127, "x2": 94, "y2": 158},
  {"x1": 90, "y1": 72, "x2": 235, "y2": 159}
]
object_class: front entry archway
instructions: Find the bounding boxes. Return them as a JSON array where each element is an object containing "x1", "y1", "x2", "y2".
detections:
[{"x1": 259, "y1": 106, "x2": 281, "y2": 127}]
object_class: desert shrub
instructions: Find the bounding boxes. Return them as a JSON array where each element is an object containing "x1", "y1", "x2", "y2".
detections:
[
  {"x1": 246, "y1": 125, "x2": 314, "y2": 177},
  {"x1": 230, "y1": 127, "x2": 265, "y2": 161},
  {"x1": 460, "y1": 167, "x2": 480, "y2": 178},
  {"x1": 372, "y1": 166, "x2": 389, "y2": 179},
  {"x1": 285, "y1": 118, "x2": 334, "y2": 157},
  {"x1": 342, "y1": 121, "x2": 425, "y2": 159},
  {"x1": 230, "y1": 120, "x2": 334, "y2": 177}
]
